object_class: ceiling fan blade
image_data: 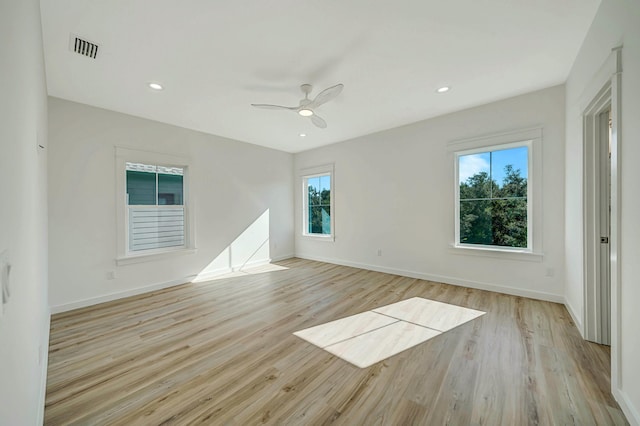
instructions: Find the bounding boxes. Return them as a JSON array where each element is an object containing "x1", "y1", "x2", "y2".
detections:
[
  {"x1": 251, "y1": 103, "x2": 297, "y2": 111},
  {"x1": 310, "y1": 114, "x2": 327, "y2": 129},
  {"x1": 307, "y1": 84, "x2": 344, "y2": 109}
]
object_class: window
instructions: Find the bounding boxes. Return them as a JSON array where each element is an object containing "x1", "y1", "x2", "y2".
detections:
[
  {"x1": 126, "y1": 162, "x2": 185, "y2": 252},
  {"x1": 115, "y1": 147, "x2": 195, "y2": 264},
  {"x1": 301, "y1": 165, "x2": 334, "y2": 239},
  {"x1": 455, "y1": 142, "x2": 531, "y2": 251}
]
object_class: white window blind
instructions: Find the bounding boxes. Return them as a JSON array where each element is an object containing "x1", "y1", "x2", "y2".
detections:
[
  {"x1": 126, "y1": 162, "x2": 186, "y2": 253},
  {"x1": 128, "y1": 207, "x2": 185, "y2": 251}
]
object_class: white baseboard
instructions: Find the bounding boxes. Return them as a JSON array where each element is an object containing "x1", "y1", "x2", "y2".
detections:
[
  {"x1": 50, "y1": 276, "x2": 196, "y2": 314},
  {"x1": 193, "y1": 256, "x2": 293, "y2": 282},
  {"x1": 191, "y1": 268, "x2": 232, "y2": 282},
  {"x1": 614, "y1": 388, "x2": 640, "y2": 426},
  {"x1": 271, "y1": 253, "x2": 295, "y2": 262},
  {"x1": 564, "y1": 298, "x2": 584, "y2": 337},
  {"x1": 50, "y1": 256, "x2": 296, "y2": 314},
  {"x1": 295, "y1": 253, "x2": 564, "y2": 303},
  {"x1": 234, "y1": 258, "x2": 276, "y2": 271},
  {"x1": 37, "y1": 309, "x2": 51, "y2": 425}
]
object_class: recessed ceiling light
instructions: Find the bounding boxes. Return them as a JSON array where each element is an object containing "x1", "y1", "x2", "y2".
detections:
[
  {"x1": 148, "y1": 82, "x2": 163, "y2": 90},
  {"x1": 436, "y1": 86, "x2": 450, "y2": 93},
  {"x1": 298, "y1": 109, "x2": 314, "y2": 117},
  {"x1": 299, "y1": 133, "x2": 307, "y2": 137}
]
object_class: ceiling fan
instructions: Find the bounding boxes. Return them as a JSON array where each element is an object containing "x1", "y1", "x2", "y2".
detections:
[{"x1": 251, "y1": 83, "x2": 344, "y2": 129}]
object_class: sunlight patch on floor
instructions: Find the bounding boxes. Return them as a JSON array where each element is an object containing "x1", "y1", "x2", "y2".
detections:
[
  {"x1": 192, "y1": 262, "x2": 289, "y2": 283},
  {"x1": 294, "y1": 297, "x2": 485, "y2": 368}
]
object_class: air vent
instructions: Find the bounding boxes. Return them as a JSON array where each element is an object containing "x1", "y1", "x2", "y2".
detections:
[{"x1": 69, "y1": 34, "x2": 99, "y2": 59}]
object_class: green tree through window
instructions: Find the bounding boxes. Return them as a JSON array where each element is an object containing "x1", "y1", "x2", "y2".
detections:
[
  {"x1": 306, "y1": 174, "x2": 331, "y2": 235},
  {"x1": 459, "y1": 146, "x2": 528, "y2": 248}
]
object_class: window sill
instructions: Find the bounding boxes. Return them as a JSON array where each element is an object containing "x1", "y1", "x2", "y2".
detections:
[
  {"x1": 449, "y1": 244, "x2": 543, "y2": 262},
  {"x1": 300, "y1": 234, "x2": 335, "y2": 242},
  {"x1": 116, "y1": 247, "x2": 197, "y2": 266}
]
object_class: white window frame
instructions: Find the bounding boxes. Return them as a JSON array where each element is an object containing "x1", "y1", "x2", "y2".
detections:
[
  {"x1": 449, "y1": 127, "x2": 543, "y2": 260},
  {"x1": 301, "y1": 164, "x2": 335, "y2": 241},
  {"x1": 115, "y1": 147, "x2": 196, "y2": 265}
]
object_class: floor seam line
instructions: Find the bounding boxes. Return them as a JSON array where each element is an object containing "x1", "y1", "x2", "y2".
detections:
[
  {"x1": 320, "y1": 319, "x2": 400, "y2": 349},
  {"x1": 372, "y1": 311, "x2": 445, "y2": 333}
]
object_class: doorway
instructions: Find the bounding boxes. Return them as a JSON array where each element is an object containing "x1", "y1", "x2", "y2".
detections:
[
  {"x1": 581, "y1": 45, "x2": 622, "y2": 391},
  {"x1": 582, "y1": 66, "x2": 620, "y2": 350},
  {"x1": 583, "y1": 84, "x2": 613, "y2": 346}
]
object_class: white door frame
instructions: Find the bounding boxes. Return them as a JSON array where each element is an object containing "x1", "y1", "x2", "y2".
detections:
[{"x1": 582, "y1": 46, "x2": 622, "y2": 390}]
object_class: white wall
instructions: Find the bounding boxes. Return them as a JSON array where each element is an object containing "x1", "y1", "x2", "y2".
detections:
[
  {"x1": 294, "y1": 86, "x2": 566, "y2": 302},
  {"x1": 565, "y1": 0, "x2": 640, "y2": 423},
  {"x1": 0, "y1": 0, "x2": 50, "y2": 424},
  {"x1": 48, "y1": 98, "x2": 294, "y2": 311}
]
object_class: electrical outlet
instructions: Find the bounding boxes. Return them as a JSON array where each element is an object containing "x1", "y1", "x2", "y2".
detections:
[
  {"x1": 545, "y1": 267, "x2": 555, "y2": 277},
  {"x1": 377, "y1": 248, "x2": 382, "y2": 256},
  {"x1": 106, "y1": 271, "x2": 116, "y2": 280}
]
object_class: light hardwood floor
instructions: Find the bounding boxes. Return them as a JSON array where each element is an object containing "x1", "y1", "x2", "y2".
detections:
[{"x1": 45, "y1": 258, "x2": 628, "y2": 425}]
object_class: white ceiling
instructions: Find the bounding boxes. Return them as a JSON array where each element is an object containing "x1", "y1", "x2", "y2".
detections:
[{"x1": 40, "y1": 0, "x2": 600, "y2": 153}]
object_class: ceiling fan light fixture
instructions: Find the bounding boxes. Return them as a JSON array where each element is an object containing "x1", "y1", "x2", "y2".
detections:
[{"x1": 251, "y1": 83, "x2": 342, "y2": 129}]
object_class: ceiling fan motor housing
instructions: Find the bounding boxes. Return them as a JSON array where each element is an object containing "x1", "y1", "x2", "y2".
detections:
[{"x1": 300, "y1": 84, "x2": 313, "y2": 95}]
